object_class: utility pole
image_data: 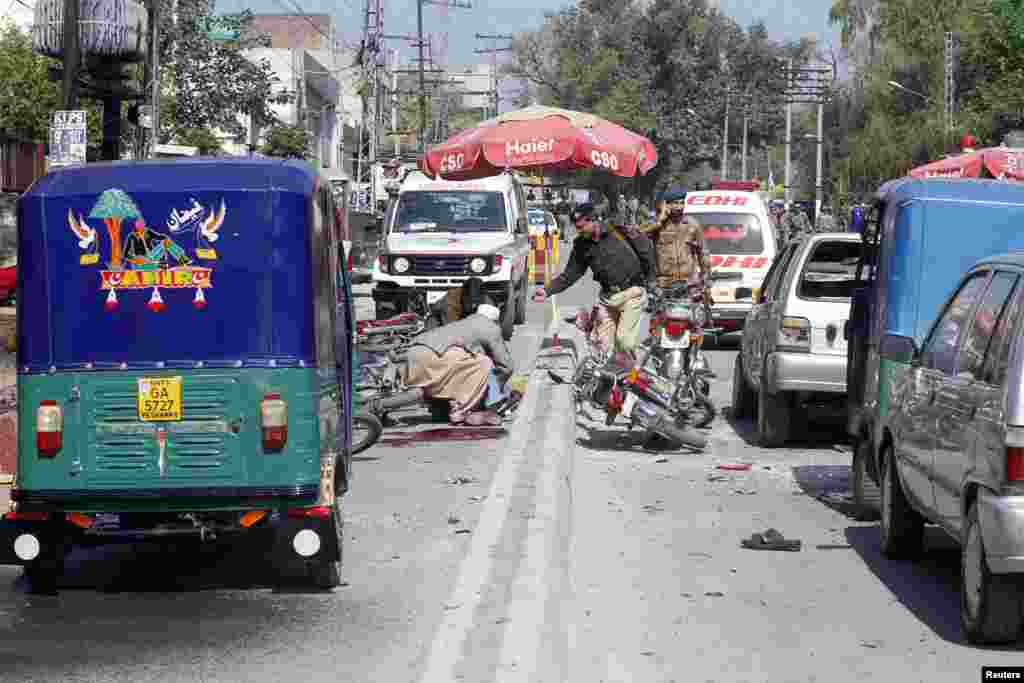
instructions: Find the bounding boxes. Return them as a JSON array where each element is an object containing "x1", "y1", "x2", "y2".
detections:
[
  {"x1": 782, "y1": 61, "x2": 831, "y2": 215},
  {"x1": 722, "y1": 91, "x2": 729, "y2": 180},
  {"x1": 60, "y1": 0, "x2": 80, "y2": 110},
  {"x1": 741, "y1": 100, "x2": 749, "y2": 179},
  {"x1": 945, "y1": 31, "x2": 955, "y2": 146},
  {"x1": 149, "y1": 0, "x2": 160, "y2": 158},
  {"x1": 784, "y1": 59, "x2": 792, "y2": 204},
  {"x1": 413, "y1": 0, "x2": 470, "y2": 153},
  {"x1": 474, "y1": 34, "x2": 512, "y2": 118},
  {"x1": 391, "y1": 49, "x2": 400, "y2": 157}
]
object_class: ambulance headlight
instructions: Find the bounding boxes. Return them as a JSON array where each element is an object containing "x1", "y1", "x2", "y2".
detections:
[
  {"x1": 469, "y1": 257, "x2": 487, "y2": 274},
  {"x1": 392, "y1": 257, "x2": 410, "y2": 274}
]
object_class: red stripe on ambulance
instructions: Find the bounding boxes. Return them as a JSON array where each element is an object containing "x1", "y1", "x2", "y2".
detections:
[{"x1": 711, "y1": 255, "x2": 769, "y2": 269}]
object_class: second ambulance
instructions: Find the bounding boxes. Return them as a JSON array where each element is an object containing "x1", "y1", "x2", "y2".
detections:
[{"x1": 683, "y1": 185, "x2": 777, "y2": 332}]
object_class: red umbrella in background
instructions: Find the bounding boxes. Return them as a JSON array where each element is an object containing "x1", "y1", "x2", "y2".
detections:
[
  {"x1": 420, "y1": 105, "x2": 658, "y2": 180},
  {"x1": 907, "y1": 150, "x2": 986, "y2": 178},
  {"x1": 907, "y1": 148, "x2": 1024, "y2": 180}
]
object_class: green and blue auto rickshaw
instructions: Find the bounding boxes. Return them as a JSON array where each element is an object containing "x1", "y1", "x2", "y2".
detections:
[{"x1": 0, "y1": 157, "x2": 357, "y2": 591}]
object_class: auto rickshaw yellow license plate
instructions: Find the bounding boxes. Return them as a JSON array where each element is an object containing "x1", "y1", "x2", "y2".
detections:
[{"x1": 138, "y1": 377, "x2": 182, "y2": 421}]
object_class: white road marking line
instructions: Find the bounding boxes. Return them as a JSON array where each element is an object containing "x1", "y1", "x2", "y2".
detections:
[
  {"x1": 418, "y1": 376, "x2": 546, "y2": 683},
  {"x1": 494, "y1": 383, "x2": 572, "y2": 682}
]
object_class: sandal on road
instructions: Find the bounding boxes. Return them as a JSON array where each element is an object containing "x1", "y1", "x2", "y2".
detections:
[{"x1": 741, "y1": 528, "x2": 802, "y2": 552}]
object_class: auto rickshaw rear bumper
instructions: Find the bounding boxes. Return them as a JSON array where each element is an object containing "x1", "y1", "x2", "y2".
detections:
[{"x1": 0, "y1": 509, "x2": 341, "y2": 567}]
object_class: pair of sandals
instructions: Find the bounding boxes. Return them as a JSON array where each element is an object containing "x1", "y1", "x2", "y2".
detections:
[{"x1": 740, "y1": 528, "x2": 802, "y2": 552}]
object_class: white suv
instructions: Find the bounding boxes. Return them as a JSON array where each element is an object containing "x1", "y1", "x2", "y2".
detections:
[{"x1": 732, "y1": 233, "x2": 864, "y2": 446}]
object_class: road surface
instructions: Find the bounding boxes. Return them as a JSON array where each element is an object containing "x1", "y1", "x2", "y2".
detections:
[{"x1": 0, "y1": 254, "x2": 1019, "y2": 682}]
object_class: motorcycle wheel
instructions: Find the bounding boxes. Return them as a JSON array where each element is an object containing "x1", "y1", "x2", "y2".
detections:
[
  {"x1": 352, "y1": 413, "x2": 384, "y2": 455},
  {"x1": 655, "y1": 420, "x2": 707, "y2": 451},
  {"x1": 693, "y1": 391, "x2": 716, "y2": 429}
]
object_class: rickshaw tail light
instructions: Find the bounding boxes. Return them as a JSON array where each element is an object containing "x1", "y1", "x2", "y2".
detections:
[
  {"x1": 287, "y1": 505, "x2": 332, "y2": 519},
  {"x1": 36, "y1": 400, "x2": 63, "y2": 458},
  {"x1": 1007, "y1": 446, "x2": 1024, "y2": 481},
  {"x1": 664, "y1": 319, "x2": 690, "y2": 337},
  {"x1": 260, "y1": 393, "x2": 288, "y2": 451}
]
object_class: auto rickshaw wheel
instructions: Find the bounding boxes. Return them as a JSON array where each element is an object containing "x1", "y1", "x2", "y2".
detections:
[{"x1": 308, "y1": 500, "x2": 344, "y2": 590}]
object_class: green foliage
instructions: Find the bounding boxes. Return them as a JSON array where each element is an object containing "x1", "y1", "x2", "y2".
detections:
[
  {"x1": 511, "y1": 0, "x2": 813, "y2": 196},
  {"x1": 158, "y1": 2, "x2": 292, "y2": 143},
  {"x1": 822, "y1": 0, "x2": 1024, "y2": 195},
  {"x1": 261, "y1": 125, "x2": 311, "y2": 159},
  {"x1": 0, "y1": 20, "x2": 60, "y2": 142},
  {"x1": 90, "y1": 189, "x2": 142, "y2": 220},
  {"x1": 176, "y1": 128, "x2": 224, "y2": 155}
]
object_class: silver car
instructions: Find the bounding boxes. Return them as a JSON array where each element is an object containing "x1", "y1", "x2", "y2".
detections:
[
  {"x1": 884, "y1": 253, "x2": 1024, "y2": 644},
  {"x1": 732, "y1": 233, "x2": 863, "y2": 446}
]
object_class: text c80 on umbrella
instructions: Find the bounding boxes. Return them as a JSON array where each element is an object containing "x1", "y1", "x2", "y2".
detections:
[
  {"x1": 440, "y1": 153, "x2": 465, "y2": 172},
  {"x1": 590, "y1": 150, "x2": 620, "y2": 171}
]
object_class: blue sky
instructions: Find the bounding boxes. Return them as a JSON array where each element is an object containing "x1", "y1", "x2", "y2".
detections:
[{"x1": 234, "y1": 0, "x2": 841, "y2": 66}]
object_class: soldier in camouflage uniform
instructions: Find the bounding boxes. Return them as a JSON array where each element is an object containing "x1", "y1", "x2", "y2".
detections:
[{"x1": 780, "y1": 203, "x2": 812, "y2": 245}]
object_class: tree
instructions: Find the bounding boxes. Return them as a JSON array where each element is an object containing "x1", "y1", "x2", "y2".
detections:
[
  {"x1": 510, "y1": 0, "x2": 814, "y2": 199},
  {"x1": 0, "y1": 20, "x2": 59, "y2": 142},
  {"x1": 157, "y1": 3, "x2": 293, "y2": 143},
  {"x1": 261, "y1": 124, "x2": 311, "y2": 158},
  {"x1": 176, "y1": 128, "x2": 224, "y2": 155}
]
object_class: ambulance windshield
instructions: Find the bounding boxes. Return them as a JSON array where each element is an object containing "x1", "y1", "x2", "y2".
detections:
[
  {"x1": 393, "y1": 191, "x2": 507, "y2": 233},
  {"x1": 687, "y1": 213, "x2": 764, "y2": 255}
]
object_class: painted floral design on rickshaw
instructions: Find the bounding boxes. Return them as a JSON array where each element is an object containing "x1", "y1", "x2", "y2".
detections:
[{"x1": 67, "y1": 188, "x2": 226, "y2": 312}]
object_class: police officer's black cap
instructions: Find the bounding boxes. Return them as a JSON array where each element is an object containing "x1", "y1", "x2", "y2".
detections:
[
  {"x1": 572, "y1": 203, "x2": 596, "y2": 221},
  {"x1": 662, "y1": 190, "x2": 687, "y2": 203}
]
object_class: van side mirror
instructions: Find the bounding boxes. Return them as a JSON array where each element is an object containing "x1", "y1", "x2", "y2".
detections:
[{"x1": 879, "y1": 333, "x2": 918, "y2": 363}]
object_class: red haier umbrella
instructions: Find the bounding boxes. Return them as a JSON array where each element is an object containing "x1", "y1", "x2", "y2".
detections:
[
  {"x1": 420, "y1": 105, "x2": 658, "y2": 180},
  {"x1": 907, "y1": 150, "x2": 986, "y2": 178}
]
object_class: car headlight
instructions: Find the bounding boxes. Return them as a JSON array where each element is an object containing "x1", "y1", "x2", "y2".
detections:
[
  {"x1": 392, "y1": 257, "x2": 410, "y2": 274},
  {"x1": 469, "y1": 257, "x2": 487, "y2": 274}
]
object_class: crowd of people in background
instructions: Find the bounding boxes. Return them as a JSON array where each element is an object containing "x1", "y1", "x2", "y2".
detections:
[{"x1": 527, "y1": 185, "x2": 871, "y2": 245}]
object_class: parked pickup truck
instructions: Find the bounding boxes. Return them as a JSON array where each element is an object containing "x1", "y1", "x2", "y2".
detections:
[{"x1": 371, "y1": 171, "x2": 532, "y2": 340}]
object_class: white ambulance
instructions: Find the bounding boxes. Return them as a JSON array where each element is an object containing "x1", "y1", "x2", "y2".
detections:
[
  {"x1": 371, "y1": 171, "x2": 532, "y2": 340},
  {"x1": 683, "y1": 188, "x2": 778, "y2": 333}
]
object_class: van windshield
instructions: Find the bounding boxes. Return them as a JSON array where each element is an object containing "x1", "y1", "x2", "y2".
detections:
[
  {"x1": 393, "y1": 191, "x2": 507, "y2": 233},
  {"x1": 687, "y1": 212, "x2": 765, "y2": 255}
]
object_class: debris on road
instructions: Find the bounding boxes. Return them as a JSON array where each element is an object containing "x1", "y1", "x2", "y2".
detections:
[
  {"x1": 447, "y1": 515, "x2": 461, "y2": 525},
  {"x1": 446, "y1": 475, "x2": 478, "y2": 485},
  {"x1": 717, "y1": 463, "x2": 752, "y2": 471},
  {"x1": 706, "y1": 474, "x2": 728, "y2": 482},
  {"x1": 704, "y1": 591, "x2": 724, "y2": 597},
  {"x1": 654, "y1": 457, "x2": 669, "y2": 463},
  {"x1": 454, "y1": 529, "x2": 472, "y2": 535},
  {"x1": 741, "y1": 529, "x2": 802, "y2": 552},
  {"x1": 733, "y1": 489, "x2": 757, "y2": 495},
  {"x1": 815, "y1": 544, "x2": 853, "y2": 550}
]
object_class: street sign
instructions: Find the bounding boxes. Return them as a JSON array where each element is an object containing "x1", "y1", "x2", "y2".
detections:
[
  {"x1": 137, "y1": 105, "x2": 153, "y2": 129},
  {"x1": 49, "y1": 110, "x2": 87, "y2": 167}
]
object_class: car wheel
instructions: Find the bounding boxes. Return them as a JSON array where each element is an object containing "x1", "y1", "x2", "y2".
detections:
[
  {"x1": 851, "y1": 438, "x2": 881, "y2": 520},
  {"x1": 961, "y1": 501, "x2": 1023, "y2": 644},
  {"x1": 878, "y1": 444, "x2": 924, "y2": 559},
  {"x1": 757, "y1": 380, "x2": 791, "y2": 447},
  {"x1": 514, "y1": 276, "x2": 527, "y2": 325},
  {"x1": 731, "y1": 355, "x2": 755, "y2": 419}
]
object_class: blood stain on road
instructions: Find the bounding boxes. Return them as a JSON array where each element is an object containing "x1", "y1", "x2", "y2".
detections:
[{"x1": 380, "y1": 427, "x2": 509, "y2": 447}]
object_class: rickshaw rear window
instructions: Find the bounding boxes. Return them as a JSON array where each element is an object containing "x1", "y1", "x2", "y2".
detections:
[
  {"x1": 687, "y1": 212, "x2": 764, "y2": 255},
  {"x1": 798, "y1": 240, "x2": 864, "y2": 300}
]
